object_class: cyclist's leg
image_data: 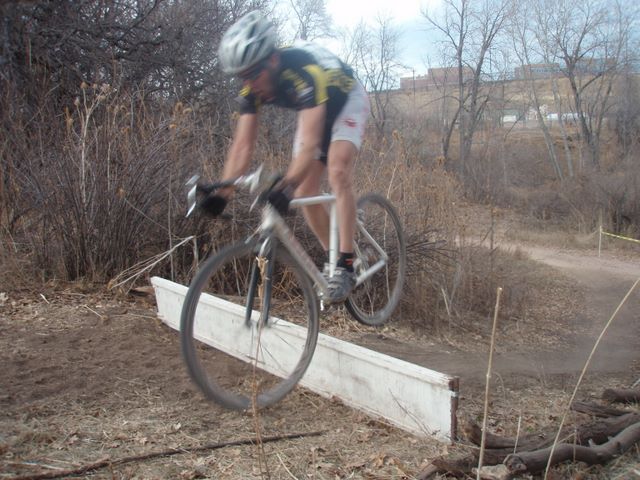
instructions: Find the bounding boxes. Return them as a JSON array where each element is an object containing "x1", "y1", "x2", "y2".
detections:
[
  {"x1": 323, "y1": 81, "x2": 369, "y2": 302},
  {"x1": 327, "y1": 140, "x2": 357, "y2": 254},
  {"x1": 294, "y1": 160, "x2": 330, "y2": 251},
  {"x1": 328, "y1": 78, "x2": 370, "y2": 257},
  {"x1": 324, "y1": 141, "x2": 358, "y2": 302}
]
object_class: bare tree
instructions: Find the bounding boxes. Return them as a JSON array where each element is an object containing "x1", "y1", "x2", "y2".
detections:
[
  {"x1": 0, "y1": 0, "x2": 276, "y2": 104},
  {"x1": 509, "y1": 0, "x2": 566, "y2": 181},
  {"x1": 0, "y1": 0, "x2": 272, "y2": 279},
  {"x1": 345, "y1": 14, "x2": 403, "y2": 136},
  {"x1": 422, "y1": 0, "x2": 513, "y2": 178},
  {"x1": 613, "y1": 64, "x2": 640, "y2": 159},
  {"x1": 544, "y1": 0, "x2": 635, "y2": 171},
  {"x1": 288, "y1": 0, "x2": 333, "y2": 41}
]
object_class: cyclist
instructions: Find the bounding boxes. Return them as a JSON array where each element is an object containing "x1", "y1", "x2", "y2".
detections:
[{"x1": 202, "y1": 10, "x2": 370, "y2": 304}]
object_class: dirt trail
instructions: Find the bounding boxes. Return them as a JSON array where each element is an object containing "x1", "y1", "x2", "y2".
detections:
[
  {"x1": 358, "y1": 242, "x2": 640, "y2": 386},
  {"x1": 2, "y1": 241, "x2": 638, "y2": 478}
]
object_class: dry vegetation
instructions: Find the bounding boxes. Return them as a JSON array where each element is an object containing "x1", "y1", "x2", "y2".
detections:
[{"x1": 2, "y1": 1, "x2": 640, "y2": 478}]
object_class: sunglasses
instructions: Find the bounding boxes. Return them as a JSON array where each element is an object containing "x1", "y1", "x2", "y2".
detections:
[{"x1": 239, "y1": 59, "x2": 268, "y2": 82}]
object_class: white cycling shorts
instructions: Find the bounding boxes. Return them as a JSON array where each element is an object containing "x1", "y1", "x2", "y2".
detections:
[
  {"x1": 330, "y1": 80, "x2": 370, "y2": 150},
  {"x1": 293, "y1": 80, "x2": 370, "y2": 162}
]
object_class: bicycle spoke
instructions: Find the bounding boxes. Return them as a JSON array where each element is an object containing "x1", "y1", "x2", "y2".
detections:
[
  {"x1": 346, "y1": 194, "x2": 406, "y2": 326},
  {"x1": 181, "y1": 240, "x2": 319, "y2": 410}
]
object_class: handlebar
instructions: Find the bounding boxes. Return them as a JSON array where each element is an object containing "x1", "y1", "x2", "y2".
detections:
[{"x1": 186, "y1": 165, "x2": 268, "y2": 217}]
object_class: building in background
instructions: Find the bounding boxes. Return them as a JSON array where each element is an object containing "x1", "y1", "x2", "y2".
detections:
[
  {"x1": 400, "y1": 66, "x2": 475, "y2": 91},
  {"x1": 400, "y1": 59, "x2": 620, "y2": 91},
  {"x1": 513, "y1": 63, "x2": 561, "y2": 80}
]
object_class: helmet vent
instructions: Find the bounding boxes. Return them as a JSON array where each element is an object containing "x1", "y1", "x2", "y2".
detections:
[{"x1": 218, "y1": 11, "x2": 276, "y2": 74}]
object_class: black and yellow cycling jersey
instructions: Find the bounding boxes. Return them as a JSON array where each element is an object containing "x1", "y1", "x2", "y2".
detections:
[{"x1": 236, "y1": 41, "x2": 355, "y2": 139}]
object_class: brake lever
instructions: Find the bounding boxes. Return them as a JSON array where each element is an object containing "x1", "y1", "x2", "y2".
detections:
[
  {"x1": 185, "y1": 175, "x2": 200, "y2": 217},
  {"x1": 186, "y1": 175, "x2": 229, "y2": 218},
  {"x1": 186, "y1": 166, "x2": 269, "y2": 217}
]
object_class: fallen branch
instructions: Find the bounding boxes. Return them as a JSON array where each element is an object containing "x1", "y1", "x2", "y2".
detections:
[
  {"x1": 603, "y1": 388, "x2": 640, "y2": 404},
  {"x1": 466, "y1": 412, "x2": 640, "y2": 450},
  {"x1": 504, "y1": 421, "x2": 640, "y2": 475},
  {"x1": 419, "y1": 411, "x2": 640, "y2": 479},
  {"x1": 462, "y1": 416, "x2": 552, "y2": 451},
  {"x1": 571, "y1": 400, "x2": 629, "y2": 417},
  {"x1": 5, "y1": 430, "x2": 326, "y2": 480}
]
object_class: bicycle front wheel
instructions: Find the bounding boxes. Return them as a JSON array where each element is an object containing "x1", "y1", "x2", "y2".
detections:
[
  {"x1": 180, "y1": 238, "x2": 319, "y2": 410},
  {"x1": 346, "y1": 194, "x2": 406, "y2": 326}
]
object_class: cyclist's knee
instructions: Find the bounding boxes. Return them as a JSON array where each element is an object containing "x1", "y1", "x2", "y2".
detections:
[
  {"x1": 328, "y1": 163, "x2": 353, "y2": 194},
  {"x1": 327, "y1": 142, "x2": 355, "y2": 192}
]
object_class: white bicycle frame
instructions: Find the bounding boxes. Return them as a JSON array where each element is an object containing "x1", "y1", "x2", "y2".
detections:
[
  {"x1": 186, "y1": 168, "x2": 389, "y2": 303},
  {"x1": 265, "y1": 196, "x2": 388, "y2": 302}
]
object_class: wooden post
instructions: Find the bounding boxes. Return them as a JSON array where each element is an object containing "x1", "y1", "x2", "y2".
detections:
[{"x1": 598, "y1": 225, "x2": 602, "y2": 258}]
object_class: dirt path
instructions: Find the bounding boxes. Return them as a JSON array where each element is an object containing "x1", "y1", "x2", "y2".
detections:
[
  {"x1": 357, "y1": 242, "x2": 640, "y2": 386},
  {"x1": 1, "y1": 291, "x2": 445, "y2": 479},
  {"x1": 2, "y1": 241, "x2": 639, "y2": 479}
]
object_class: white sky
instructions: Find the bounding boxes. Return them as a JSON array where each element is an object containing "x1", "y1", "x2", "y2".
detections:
[
  {"x1": 326, "y1": 0, "x2": 427, "y2": 26},
  {"x1": 276, "y1": 0, "x2": 443, "y2": 79},
  {"x1": 324, "y1": 0, "x2": 442, "y2": 76}
]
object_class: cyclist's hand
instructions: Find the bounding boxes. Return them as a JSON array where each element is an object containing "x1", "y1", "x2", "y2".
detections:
[
  {"x1": 199, "y1": 193, "x2": 227, "y2": 217},
  {"x1": 267, "y1": 185, "x2": 294, "y2": 215}
]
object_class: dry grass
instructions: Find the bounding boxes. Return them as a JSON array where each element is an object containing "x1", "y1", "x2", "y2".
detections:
[
  {"x1": 2, "y1": 214, "x2": 638, "y2": 479},
  {"x1": 2, "y1": 54, "x2": 640, "y2": 479},
  {"x1": 0, "y1": 287, "x2": 445, "y2": 479}
]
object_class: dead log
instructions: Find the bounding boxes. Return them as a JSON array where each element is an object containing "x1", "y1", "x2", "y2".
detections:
[
  {"x1": 415, "y1": 463, "x2": 440, "y2": 480},
  {"x1": 417, "y1": 455, "x2": 476, "y2": 479},
  {"x1": 571, "y1": 400, "x2": 629, "y2": 417},
  {"x1": 418, "y1": 392, "x2": 640, "y2": 480},
  {"x1": 504, "y1": 421, "x2": 640, "y2": 475},
  {"x1": 575, "y1": 412, "x2": 640, "y2": 445},
  {"x1": 603, "y1": 388, "x2": 640, "y2": 404},
  {"x1": 420, "y1": 413, "x2": 640, "y2": 479},
  {"x1": 464, "y1": 412, "x2": 640, "y2": 450},
  {"x1": 462, "y1": 416, "x2": 552, "y2": 450}
]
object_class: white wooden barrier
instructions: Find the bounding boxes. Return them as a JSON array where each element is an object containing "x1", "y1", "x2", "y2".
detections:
[{"x1": 151, "y1": 276, "x2": 459, "y2": 440}]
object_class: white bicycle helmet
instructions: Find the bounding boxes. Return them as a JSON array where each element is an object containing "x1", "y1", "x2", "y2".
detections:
[{"x1": 218, "y1": 11, "x2": 276, "y2": 75}]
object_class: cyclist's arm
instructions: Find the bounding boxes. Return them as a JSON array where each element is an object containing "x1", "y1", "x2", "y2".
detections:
[
  {"x1": 220, "y1": 112, "x2": 259, "y2": 196},
  {"x1": 284, "y1": 103, "x2": 326, "y2": 186}
]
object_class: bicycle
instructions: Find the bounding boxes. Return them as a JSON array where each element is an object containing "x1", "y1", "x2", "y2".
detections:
[{"x1": 180, "y1": 165, "x2": 406, "y2": 410}]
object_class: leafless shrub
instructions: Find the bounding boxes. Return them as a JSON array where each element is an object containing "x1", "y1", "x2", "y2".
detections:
[
  {"x1": 0, "y1": 0, "x2": 253, "y2": 104},
  {"x1": 356, "y1": 131, "x2": 461, "y2": 327},
  {"x1": 0, "y1": 0, "x2": 275, "y2": 282},
  {"x1": 0, "y1": 236, "x2": 41, "y2": 293},
  {"x1": 581, "y1": 170, "x2": 640, "y2": 237}
]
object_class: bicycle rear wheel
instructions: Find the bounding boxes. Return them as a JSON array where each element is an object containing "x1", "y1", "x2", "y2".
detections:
[
  {"x1": 346, "y1": 193, "x2": 406, "y2": 326},
  {"x1": 180, "y1": 238, "x2": 319, "y2": 410}
]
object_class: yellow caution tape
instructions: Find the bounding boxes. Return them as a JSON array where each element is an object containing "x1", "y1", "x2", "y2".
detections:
[{"x1": 601, "y1": 229, "x2": 640, "y2": 245}]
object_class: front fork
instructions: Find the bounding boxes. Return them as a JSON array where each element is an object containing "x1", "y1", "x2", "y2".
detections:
[{"x1": 244, "y1": 237, "x2": 277, "y2": 327}]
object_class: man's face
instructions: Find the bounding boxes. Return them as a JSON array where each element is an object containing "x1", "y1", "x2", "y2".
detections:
[{"x1": 240, "y1": 57, "x2": 275, "y2": 102}]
